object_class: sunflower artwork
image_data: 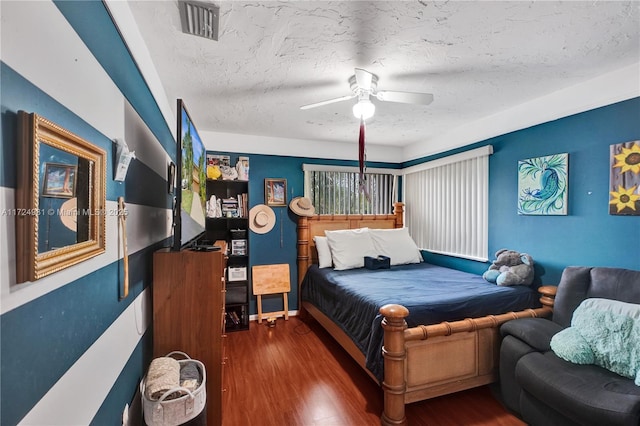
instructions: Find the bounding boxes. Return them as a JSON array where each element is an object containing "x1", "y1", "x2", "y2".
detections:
[
  {"x1": 518, "y1": 153, "x2": 568, "y2": 215},
  {"x1": 609, "y1": 141, "x2": 640, "y2": 216}
]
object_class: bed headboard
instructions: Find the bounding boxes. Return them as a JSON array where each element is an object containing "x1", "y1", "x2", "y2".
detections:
[{"x1": 296, "y1": 202, "x2": 404, "y2": 288}]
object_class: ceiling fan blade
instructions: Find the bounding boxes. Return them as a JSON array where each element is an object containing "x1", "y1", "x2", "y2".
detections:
[
  {"x1": 375, "y1": 90, "x2": 434, "y2": 105},
  {"x1": 300, "y1": 94, "x2": 356, "y2": 110},
  {"x1": 354, "y1": 68, "x2": 373, "y2": 91}
]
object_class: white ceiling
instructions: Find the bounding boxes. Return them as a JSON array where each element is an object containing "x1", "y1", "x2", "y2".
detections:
[{"x1": 124, "y1": 1, "x2": 639, "y2": 159}]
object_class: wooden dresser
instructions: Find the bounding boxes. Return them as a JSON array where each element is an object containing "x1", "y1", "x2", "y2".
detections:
[{"x1": 153, "y1": 245, "x2": 227, "y2": 426}]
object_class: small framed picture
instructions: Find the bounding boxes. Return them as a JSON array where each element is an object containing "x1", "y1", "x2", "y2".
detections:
[
  {"x1": 42, "y1": 163, "x2": 77, "y2": 198},
  {"x1": 265, "y1": 178, "x2": 287, "y2": 206}
]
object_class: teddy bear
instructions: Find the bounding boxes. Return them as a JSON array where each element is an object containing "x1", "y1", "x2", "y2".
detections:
[{"x1": 482, "y1": 248, "x2": 534, "y2": 286}]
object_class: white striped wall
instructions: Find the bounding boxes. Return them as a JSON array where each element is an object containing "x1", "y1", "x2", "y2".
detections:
[
  {"x1": 19, "y1": 288, "x2": 151, "y2": 426},
  {"x1": 0, "y1": 194, "x2": 171, "y2": 314}
]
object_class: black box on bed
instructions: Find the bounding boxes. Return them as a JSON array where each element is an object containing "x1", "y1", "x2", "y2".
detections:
[{"x1": 364, "y1": 256, "x2": 390, "y2": 270}]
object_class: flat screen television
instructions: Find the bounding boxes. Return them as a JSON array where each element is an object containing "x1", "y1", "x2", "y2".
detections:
[{"x1": 172, "y1": 99, "x2": 207, "y2": 251}]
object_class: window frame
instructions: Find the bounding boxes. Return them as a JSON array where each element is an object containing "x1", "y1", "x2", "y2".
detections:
[{"x1": 302, "y1": 164, "x2": 400, "y2": 215}]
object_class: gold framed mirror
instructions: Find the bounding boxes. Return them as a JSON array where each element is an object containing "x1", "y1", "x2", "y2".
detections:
[{"x1": 15, "y1": 111, "x2": 106, "y2": 283}]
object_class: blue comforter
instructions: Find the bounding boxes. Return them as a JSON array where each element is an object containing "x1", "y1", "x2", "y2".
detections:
[{"x1": 300, "y1": 262, "x2": 541, "y2": 381}]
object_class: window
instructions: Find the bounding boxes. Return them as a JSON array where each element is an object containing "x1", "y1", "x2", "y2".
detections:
[
  {"x1": 403, "y1": 146, "x2": 493, "y2": 262},
  {"x1": 303, "y1": 164, "x2": 399, "y2": 215}
]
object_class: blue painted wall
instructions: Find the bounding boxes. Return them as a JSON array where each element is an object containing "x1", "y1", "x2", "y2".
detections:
[{"x1": 484, "y1": 97, "x2": 640, "y2": 283}]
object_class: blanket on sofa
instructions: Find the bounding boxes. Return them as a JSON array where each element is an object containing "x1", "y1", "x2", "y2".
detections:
[{"x1": 551, "y1": 298, "x2": 640, "y2": 385}]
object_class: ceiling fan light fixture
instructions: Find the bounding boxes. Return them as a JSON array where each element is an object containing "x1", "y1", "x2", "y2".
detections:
[{"x1": 353, "y1": 99, "x2": 375, "y2": 120}]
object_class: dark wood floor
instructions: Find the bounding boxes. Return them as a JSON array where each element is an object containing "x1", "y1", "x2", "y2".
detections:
[{"x1": 222, "y1": 316, "x2": 525, "y2": 426}]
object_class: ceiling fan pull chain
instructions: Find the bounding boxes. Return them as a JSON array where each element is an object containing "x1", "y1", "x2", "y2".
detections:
[{"x1": 358, "y1": 117, "x2": 370, "y2": 201}]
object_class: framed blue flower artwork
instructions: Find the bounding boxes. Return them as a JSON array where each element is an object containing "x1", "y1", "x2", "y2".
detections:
[{"x1": 518, "y1": 153, "x2": 568, "y2": 215}]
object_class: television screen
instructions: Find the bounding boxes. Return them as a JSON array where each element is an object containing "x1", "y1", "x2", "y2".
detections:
[{"x1": 173, "y1": 99, "x2": 207, "y2": 250}]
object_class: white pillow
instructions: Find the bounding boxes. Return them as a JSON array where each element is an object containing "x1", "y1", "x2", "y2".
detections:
[
  {"x1": 313, "y1": 236, "x2": 332, "y2": 268},
  {"x1": 325, "y1": 228, "x2": 377, "y2": 271},
  {"x1": 369, "y1": 227, "x2": 423, "y2": 266}
]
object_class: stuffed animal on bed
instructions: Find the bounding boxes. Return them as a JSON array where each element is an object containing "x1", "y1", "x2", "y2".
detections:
[{"x1": 482, "y1": 248, "x2": 534, "y2": 286}]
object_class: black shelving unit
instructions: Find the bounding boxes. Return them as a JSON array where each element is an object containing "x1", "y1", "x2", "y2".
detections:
[{"x1": 206, "y1": 177, "x2": 250, "y2": 332}]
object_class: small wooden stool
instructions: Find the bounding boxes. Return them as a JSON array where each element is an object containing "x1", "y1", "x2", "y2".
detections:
[{"x1": 252, "y1": 264, "x2": 290, "y2": 323}]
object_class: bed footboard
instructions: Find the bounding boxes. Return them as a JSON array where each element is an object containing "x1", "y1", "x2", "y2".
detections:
[{"x1": 379, "y1": 286, "x2": 557, "y2": 426}]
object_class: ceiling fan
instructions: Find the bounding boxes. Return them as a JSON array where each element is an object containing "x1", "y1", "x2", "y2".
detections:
[{"x1": 300, "y1": 68, "x2": 434, "y2": 120}]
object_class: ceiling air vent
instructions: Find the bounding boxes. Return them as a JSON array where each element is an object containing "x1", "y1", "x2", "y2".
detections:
[{"x1": 180, "y1": 1, "x2": 219, "y2": 41}]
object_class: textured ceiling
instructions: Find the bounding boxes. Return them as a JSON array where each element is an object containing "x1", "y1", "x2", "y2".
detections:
[{"x1": 126, "y1": 1, "x2": 639, "y2": 152}]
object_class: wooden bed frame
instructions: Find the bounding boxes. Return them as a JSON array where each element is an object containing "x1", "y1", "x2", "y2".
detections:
[{"x1": 296, "y1": 202, "x2": 557, "y2": 425}]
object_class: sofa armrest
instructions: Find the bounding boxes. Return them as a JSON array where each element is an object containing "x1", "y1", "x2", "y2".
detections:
[{"x1": 500, "y1": 317, "x2": 563, "y2": 352}]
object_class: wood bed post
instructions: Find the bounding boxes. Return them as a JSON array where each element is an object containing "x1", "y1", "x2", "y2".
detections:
[
  {"x1": 380, "y1": 304, "x2": 409, "y2": 426},
  {"x1": 538, "y1": 285, "x2": 557, "y2": 310},
  {"x1": 393, "y1": 202, "x2": 404, "y2": 228},
  {"x1": 297, "y1": 215, "x2": 310, "y2": 308}
]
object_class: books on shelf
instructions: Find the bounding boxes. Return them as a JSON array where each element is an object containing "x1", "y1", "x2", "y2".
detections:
[
  {"x1": 214, "y1": 194, "x2": 248, "y2": 218},
  {"x1": 221, "y1": 197, "x2": 238, "y2": 218},
  {"x1": 222, "y1": 197, "x2": 238, "y2": 211},
  {"x1": 238, "y1": 193, "x2": 248, "y2": 218},
  {"x1": 227, "y1": 311, "x2": 240, "y2": 325}
]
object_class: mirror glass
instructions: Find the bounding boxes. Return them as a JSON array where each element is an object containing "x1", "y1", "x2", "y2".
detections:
[
  {"x1": 37, "y1": 144, "x2": 92, "y2": 253},
  {"x1": 16, "y1": 111, "x2": 106, "y2": 283}
]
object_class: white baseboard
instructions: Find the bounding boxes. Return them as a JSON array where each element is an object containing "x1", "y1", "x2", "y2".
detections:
[{"x1": 248, "y1": 310, "x2": 299, "y2": 322}]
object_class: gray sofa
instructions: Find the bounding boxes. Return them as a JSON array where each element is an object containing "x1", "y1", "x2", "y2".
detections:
[{"x1": 499, "y1": 266, "x2": 640, "y2": 426}]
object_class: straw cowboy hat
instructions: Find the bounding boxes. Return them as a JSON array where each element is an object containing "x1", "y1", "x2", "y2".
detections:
[
  {"x1": 59, "y1": 197, "x2": 77, "y2": 231},
  {"x1": 289, "y1": 196, "x2": 315, "y2": 217},
  {"x1": 249, "y1": 204, "x2": 276, "y2": 234}
]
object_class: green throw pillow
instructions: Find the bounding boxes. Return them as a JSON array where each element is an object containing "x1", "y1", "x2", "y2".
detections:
[
  {"x1": 550, "y1": 298, "x2": 640, "y2": 386},
  {"x1": 550, "y1": 327, "x2": 595, "y2": 364}
]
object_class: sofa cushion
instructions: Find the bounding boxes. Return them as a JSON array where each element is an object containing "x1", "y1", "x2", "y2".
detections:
[
  {"x1": 553, "y1": 266, "x2": 593, "y2": 327},
  {"x1": 500, "y1": 317, "x2": 563, "y2": 352},
  {"x1": 589, "y1": 268, "x2": 640, "y2": 306},
  {"x1": 519, "y1": 391, "x2": 583, "y2": 426},
  {"x1": 553, "y1": 267, "x2": 640, "y2": 327},
  {"x1": 499, "y1": 335, "x2": 539, "y2": 413},
  {"x1": 516, "y1": 351, "x2": 640, "y2": 426}
]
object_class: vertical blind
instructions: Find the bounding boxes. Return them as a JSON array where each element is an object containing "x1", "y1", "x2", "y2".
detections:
[
  {"x1": 303, "y1": 165, "x2": 398, "y2": 215},
  {"x1": 403, "y1": 146, "x2": 493, "y2": 262}
]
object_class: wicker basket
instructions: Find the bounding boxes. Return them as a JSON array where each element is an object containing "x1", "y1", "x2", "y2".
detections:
[{"x1": 141, "y1": 351, "x2": 206, "y2": 426}]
